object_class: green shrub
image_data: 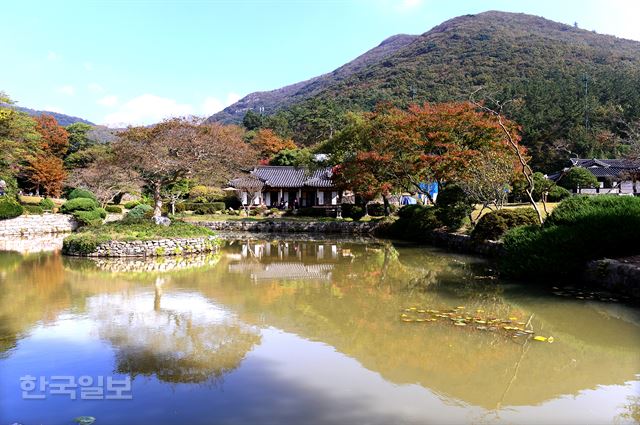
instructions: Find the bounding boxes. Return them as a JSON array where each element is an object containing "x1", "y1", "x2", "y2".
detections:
[
  {"x1": 22, "y1": 205, "x2": 44, "y2": 215},
  {"x1": 296, "y1": 207, "x2": 325, "y2": 217},
  {"x1": 39, "y1": 198, "x2": 56, "y2": 211},
  {"x1": 105, "y1": 205, "x2": 123, "y2": 213},
  {"x1": 472, "y1": 208, "x2": 539, "y2": 241},
  {"x1": 547, "y1": 185, "x2": 571, "y2": 202},
  {"x1": 341, "y1": 204, "x2": 365, "y2": 220},
  {"x1": 558, "y1": 168, "x2": 599, "y2": 191},
  {"x1": 60, "y1": 198, "x2": 98, "y2": 213},
  {"x1": 398, "y1": 204, "x2": 422, "y2": 218},
  {"x1": 385, "y1": 204, "x2": 442, "y2": 242},
  {"x1": 68, "y1": 188, "x2": 98, "y2": 202},
  {"x1": 123, "y1": 203, "x2": 154, "y2": 223},
  {"x1": 544, "y1": 195, "x2": 640, "y2": 227},
  {"x1": 96, "y1": 208, "x2": 107, "y2": 219},
  {"x1": 189, "y1": 185, "x2": 224, "y2": 202},
  {"x1": 435, "y1": 184, "x2": 473, "y2": 230},
  {"x1": 62, "y1": 233, "x2": 110, "y2": 255},
  {"x1": 190, "y1": 202, "x2": 226, "y2": 215},
  {"x1": 123, "y1": 200, "x2": 140, "y2": 209},
  {"x1": 0, "y1": 197, "x2": 24, "y2": 220},
  {"x1": 500, "y1": 196, "x2": 640, "y2": 278},
  {"x1": 72, "y1": 209, "x2": 104, "y2": 226}
]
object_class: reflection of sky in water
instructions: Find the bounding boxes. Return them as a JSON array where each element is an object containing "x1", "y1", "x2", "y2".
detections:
[{"x1": 1, "y1": 240, "x2": 639, "y2": 425}]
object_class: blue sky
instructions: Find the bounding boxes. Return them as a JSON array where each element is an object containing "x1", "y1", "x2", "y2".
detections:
[{"x1": 2, "y1": 0, "x2": 639, "y2": 127}]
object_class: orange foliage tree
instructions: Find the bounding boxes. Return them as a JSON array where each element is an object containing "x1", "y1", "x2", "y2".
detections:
[
  {"x1": 34, "y1": 114, "x2": 69, "y2": 158},
  {"x1": 24, "y1": 114, "x2": 69, "y2": 196},
  {"x1": 251, "y1": 128, "x2": 296, "y2": 160},
  {"x1": 25, "y1": 154, "x2": 66, "y2": 197},
  {"x1": 329, "y1": 103, "x2": 522, "y2": 213}
]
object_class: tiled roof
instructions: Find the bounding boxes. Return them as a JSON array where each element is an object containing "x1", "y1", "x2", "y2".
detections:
[
  {"x1": 571, "y1": 158, "x2": 640, "y2": 170},
  {"x1": 230, "y1": 166, "x2": 335, "y2": 189}
]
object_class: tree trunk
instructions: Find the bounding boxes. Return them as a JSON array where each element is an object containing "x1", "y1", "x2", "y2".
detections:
[
  {"x1": 382, "y1": 195, "x2": 391, "y2": 216},
  {"x1": 364, "y1": 201, "x2": 369, "y2": 217},
  {"x1": 153, "y1": 182, "x2": 163, "y2": 217},
  {"x1": 171, "y1": 200, "x2": 175, "y2": 216}
]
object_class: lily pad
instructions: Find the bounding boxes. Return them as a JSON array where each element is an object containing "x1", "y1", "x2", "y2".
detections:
[{"x1": 74, "y1": 417, "x2": 96, "y2": 425}]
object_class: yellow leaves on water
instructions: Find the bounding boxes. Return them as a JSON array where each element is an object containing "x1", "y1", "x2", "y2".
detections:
[{"x1": 399, "y1": 305, "x2": 556, "y2": 344}]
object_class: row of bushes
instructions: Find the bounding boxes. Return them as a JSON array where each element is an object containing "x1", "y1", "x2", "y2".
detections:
[
  {"x1": 60, "y1": 192, "x2": 106, "y2": 226},
  {"x1": 500, "y1": 196, "x2": 640, "y2": 279}
]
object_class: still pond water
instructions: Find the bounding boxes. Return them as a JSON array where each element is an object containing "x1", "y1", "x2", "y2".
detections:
[{"x1": 0, "y1": 235, "x2": 639, "y2": 425}]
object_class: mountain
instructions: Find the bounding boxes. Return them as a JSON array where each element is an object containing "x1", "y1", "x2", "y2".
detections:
[
  {"x1": 208, "y1": 11, "x2": 640, "y2": 170},
  {"x1": 6, "y1": 104, "x2": 94, "y2": 126},
  {"x1": 210, "y1": 33, "x2": 418, "y2": 122}
]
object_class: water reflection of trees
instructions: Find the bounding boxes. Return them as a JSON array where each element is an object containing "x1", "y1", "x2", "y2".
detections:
[
  {"x1": 94, "y1": 281, "x2": 261, "y2": 384},
  {"x1": 180, "y1": 240, "x2": 640, "y2": 409}
]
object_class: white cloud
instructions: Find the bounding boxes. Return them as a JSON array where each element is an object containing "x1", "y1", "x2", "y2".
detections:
[
  {"x1": 47, "y1": 51, "x2": 60, "y2": 61},
  {"x1": 201, "y1": 92, "x2": 242, "y2": 116},
  {"x1": 43, "y1": 105, "x2": 64, "y2": 113},
  {"x1": 398, "y1": 0, "x2": 422, "y2": 10},
  {"x1": 56, "y1": 85, "x2": 75, "y2": 96},
  {"x1": 102, "y1": 94, "x2": 194, "y2": 127},
  {"x1": 87, "y1": 83, "x2": 105, "y2": 94},
  {"x1": 97, "y1": 95, "x2": 118, "y2": 107}
]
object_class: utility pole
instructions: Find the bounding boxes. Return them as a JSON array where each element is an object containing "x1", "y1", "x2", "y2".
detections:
[{"x1": 583, "y1": 74, "x2": 589, "y2": 131}]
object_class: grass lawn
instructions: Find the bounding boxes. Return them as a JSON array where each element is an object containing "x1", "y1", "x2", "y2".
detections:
[
  {"x1": 470, "y1": 202, "x2": 560, "y2": 223},
  {"x1": 19, "y1": 195, "x2": 65, "y2": 206},
  {"x1": 63, "y1": 221, "x2": 216, "y2": 254}
]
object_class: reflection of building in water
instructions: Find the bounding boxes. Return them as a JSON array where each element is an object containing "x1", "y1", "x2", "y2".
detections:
[
  {"x1": 229, "y1": 262, "x2": 334, "y2": 281},
  {"x1": 228, "y1": 240, "x2": 340, "y2": 281}
]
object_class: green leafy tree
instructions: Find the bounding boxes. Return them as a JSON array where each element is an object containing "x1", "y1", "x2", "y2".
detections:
[{"x1": 558, "y1": 167, "x2": 599, "y2": 191}]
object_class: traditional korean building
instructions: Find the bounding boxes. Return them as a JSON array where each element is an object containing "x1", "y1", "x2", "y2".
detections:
[
  {"x1": 548, "y1": 158, "x2": 640, "y2": 195},
  {"x1": 229, "y1": 166, "x2": 341, "y2": 208}
]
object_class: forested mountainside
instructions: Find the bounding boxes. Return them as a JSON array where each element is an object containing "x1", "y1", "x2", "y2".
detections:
[{"x1": 209, "y1": 11, "x2": 640, "y2": 171}]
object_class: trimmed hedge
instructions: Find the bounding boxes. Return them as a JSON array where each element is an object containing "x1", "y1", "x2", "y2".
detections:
[
  {"x1": 341, "y1": 204, "x2": 365, "y2": 220},
  {"x1": 0, "y1": 197, "x2": 24, "y2": 220},
  {"x1": 123, "y1": 204, "x2": 154, "y2": 223},
  {"x1": 73, "y1": 209, "x2": 104, "y2": 227},
  {"x1": 123, "y1": 200, "x2": 140, "y2": 209},
  {"x1": 60, "y1": 198, "x2": 99, "y2": 213},
  {"x1": 22, "y1": 205, "x2": 44, "y2": 215},
  {"x1": 68, "y1": 188, "x2": 98, "y2": 202},
  {"x1": 500, "y1": 196, "x2": 640, "y2": 279},
  {"x1": 105, "y1": 205, "x2": 123, "y2": 213},
  {"x1": 471, "y1": 208, "x2": 539, "y2": 242},
  {"x1": 39, "y1": 198, "x2": 56, "y2": 211}
]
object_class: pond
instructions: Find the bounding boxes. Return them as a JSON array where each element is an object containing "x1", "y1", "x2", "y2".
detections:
[{"x1": 0, "y1": 235, "x2": 639, "y2": 424}]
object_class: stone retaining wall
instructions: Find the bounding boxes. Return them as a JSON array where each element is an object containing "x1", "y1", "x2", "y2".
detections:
[
  {"x1": 194, "y1": 220, "x2": 381, "y2": 234},
  {"x1": 64, "y1": 236, "x2": 219, "y2": 257},
  {"x1": 0, "y1": 214, "x2": 78, "y2": 236},
  {"x1": 584, "y1": 258, "x2": 640, "y2": 299}
]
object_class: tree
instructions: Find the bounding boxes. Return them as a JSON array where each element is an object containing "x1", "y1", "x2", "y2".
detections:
[
  {"x1": 242, "y1": 110, "x2": 263, "y2": 131},
  {"x1": 114, "y1": 118, "x2": 257, "y2": 217},
  {"x1": 250, "y1": 128, "x2": 296, "y2": 159},
  {"x1": 34, "y1": 114, "x2": 69, "y2": 158},
  {"x1": 163, "y1": 179, "x2": 191, "y2": 215},
  {"x1": 456, "y1": 149, "x2": 515, "y2": 221},
  {"x1": 558, "y1": 167, "x2": 599, "y2": 191},
  {"x1": 65, "y1": 122, "x2": 94, "y2": 155},
  {"x1": 0, "y1": 93, "x2": 41, "y2": 189},
  {"x1": 69, "y1": 152, "x2": 141, "y2": 207},
  {"x1": 25, "y1": 154, "x2": 66, "y2": 197},
  {"x1": 327, "y1": 102, "x2": 523, "y2": 214},
  {"x1": 269, "y1": 148, "x2": 312, "y2": 166}
]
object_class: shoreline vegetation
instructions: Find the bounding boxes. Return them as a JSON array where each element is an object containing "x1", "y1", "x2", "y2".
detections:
[{"x1": 62, "y1": 221, "x2": 216, "y2": 256}]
